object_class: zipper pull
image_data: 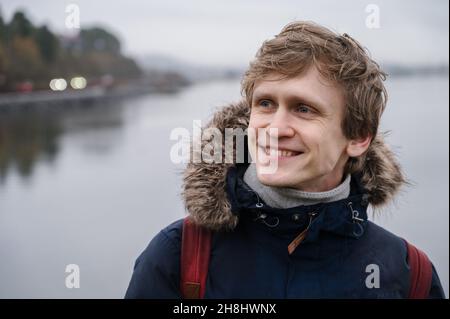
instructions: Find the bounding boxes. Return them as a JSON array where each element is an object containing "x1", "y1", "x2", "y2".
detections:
[{"x1": 287, "y1": 212, "x2": 316, "y2": 255}]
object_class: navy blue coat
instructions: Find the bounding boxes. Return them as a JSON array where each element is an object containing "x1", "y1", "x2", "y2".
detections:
[{"x1": 125, "y1": 163, "x2": 445, "y2": 299}]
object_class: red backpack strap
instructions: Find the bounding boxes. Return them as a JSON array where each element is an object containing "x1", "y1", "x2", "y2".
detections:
[
  {"x1": 180, "y1": 217, "x2": 212, "y2": 299},
  {"x1": 405, "y1": 240, "x2": 433, "y2": 299}
]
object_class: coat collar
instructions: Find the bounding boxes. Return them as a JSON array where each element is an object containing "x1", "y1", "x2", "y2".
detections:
[{"x1": 226, "y1": 163, "x2": 370, "y2": 240}]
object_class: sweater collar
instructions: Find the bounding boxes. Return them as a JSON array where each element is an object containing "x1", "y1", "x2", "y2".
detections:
[{"x1": 243, "y1": 163, "x2": 352, "y2": 209}]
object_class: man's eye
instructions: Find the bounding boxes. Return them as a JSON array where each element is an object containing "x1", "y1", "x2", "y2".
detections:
[
  {"x1": 296, "y1": 105, "x2": 312, "y2": 113},
  {"x1": 258, "y1": 100, "x2": 272, "y2": 108}
]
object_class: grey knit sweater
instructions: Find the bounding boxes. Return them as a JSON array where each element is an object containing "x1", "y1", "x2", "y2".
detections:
[{"x1": 243, "y1": 163, "x2": 351, "y2": 209}]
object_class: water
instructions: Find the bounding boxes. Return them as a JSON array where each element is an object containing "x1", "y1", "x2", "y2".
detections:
[{"x1": 0, "y1": 77, "x2": 448, "y2": 298}]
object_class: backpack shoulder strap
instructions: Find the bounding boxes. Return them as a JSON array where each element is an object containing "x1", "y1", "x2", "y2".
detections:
[
  {"x1": 405, "y1": 240, "x2": 433, "y2": 299},
  {"x1": 180, "y1": 217, "x2": 212, "y2": 299}
]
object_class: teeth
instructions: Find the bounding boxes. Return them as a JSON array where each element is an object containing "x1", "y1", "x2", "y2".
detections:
[{"x1": 263, "y1": 147, "x2": 301, "y2": 157}]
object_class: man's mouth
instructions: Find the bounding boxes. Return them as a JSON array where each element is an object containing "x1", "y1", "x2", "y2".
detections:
[{"x1": 262, "y1": 147, "x2": 303, "y2": 157}]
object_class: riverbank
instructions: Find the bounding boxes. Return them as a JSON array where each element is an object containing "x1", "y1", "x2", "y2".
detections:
[{"x1": 0, "y1": 80, "x2": 188, "y2": 110}]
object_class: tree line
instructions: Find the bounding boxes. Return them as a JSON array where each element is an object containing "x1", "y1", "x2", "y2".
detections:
[{"x1": 0, "y1": 8, "x2": 142, "y2": 93}]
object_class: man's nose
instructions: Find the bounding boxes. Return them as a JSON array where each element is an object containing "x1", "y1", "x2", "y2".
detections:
[{"x1": 267, "y1": 108, "x2": 295, "y2": 139}]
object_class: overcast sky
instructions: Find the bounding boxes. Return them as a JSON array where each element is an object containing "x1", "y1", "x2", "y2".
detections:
[{"x1": 1, "y1": 0, "x2": 448, "y2": 68}]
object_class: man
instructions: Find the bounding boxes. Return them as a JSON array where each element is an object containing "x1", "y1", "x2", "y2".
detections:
[{"x1": 125, "y1": 21, "x2": 445, "y2": 298}]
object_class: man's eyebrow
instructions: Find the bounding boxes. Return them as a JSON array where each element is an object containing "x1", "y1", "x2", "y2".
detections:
[{"x1": 252, "y1": 90, "x2": 328, "y2": 110}]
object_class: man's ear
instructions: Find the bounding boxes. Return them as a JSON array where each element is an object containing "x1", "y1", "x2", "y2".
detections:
[{"x1": 346, "y1": 135, "x2": 372, "y2": 157}]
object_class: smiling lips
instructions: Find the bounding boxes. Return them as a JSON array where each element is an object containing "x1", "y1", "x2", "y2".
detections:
[{"x1": 262, "y1": 147, "x2": 303, "y2": 157}]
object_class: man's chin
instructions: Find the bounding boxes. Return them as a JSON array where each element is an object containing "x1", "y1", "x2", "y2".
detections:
[{"x1": 256, "y1": 170, "x2": 295, "y2": 188}]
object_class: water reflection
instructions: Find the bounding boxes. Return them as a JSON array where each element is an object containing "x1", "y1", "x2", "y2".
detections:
[
  {"x1": 0, "y1": 111, "x2": 61, "y2": 181},
  {"x1": 0, "y1": 99, "x2": 126, "y2": 183}
]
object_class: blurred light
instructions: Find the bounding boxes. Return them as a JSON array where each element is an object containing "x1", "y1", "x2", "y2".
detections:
[
  {"x1": 70, "y1": 76, "x2": 87, "y2": 89},
  {"x1": 49, "y1": 79, "x2": 56, "y2": 91},
  {"x1": 49, "y1": 78, "x2": 67, "y2": 91}
]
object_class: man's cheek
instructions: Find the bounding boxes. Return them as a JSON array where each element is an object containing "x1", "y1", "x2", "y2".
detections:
[{"x1": 320, "y1": 150, "x2": 342, "y2": 173}]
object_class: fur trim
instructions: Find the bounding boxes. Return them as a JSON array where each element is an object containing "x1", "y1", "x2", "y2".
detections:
[
  {"x1": 182, "y1": 101, "x2": 405, "y2": 231},
  {"x1": 358, "y1": 134, "x2": 406, "y2": 206}
]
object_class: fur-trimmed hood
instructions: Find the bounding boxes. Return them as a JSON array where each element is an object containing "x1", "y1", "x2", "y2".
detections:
[{"x1": 182, "y1": 100, "x2": 405, "y2": 231}]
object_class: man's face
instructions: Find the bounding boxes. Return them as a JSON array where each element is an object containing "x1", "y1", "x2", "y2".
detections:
[{"x1": 248, "y1": 65, "x2": 352, "y2": 192}]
